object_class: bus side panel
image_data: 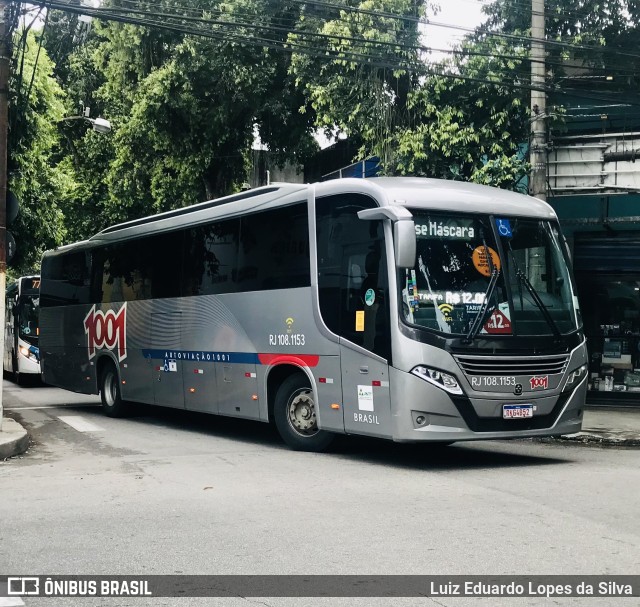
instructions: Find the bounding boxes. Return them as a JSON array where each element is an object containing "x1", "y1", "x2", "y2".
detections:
[
  {"x1": 150, "y1": 312, "x2": 185, "y2": 408},
  {"x1": 119, "y1": 301, "x2": 152, "y2": 405},
  {"x1": 310, "y1": 355, "x2": 344, "y2": 433},
  {"x1": 213, "y1": 289, "x2": 343, "y2": 428},
  {"x1": 40, "y1": 306, "x2": 96, "y2": 394}
]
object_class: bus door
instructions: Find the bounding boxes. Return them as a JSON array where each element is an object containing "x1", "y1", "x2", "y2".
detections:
[
  {"x1": 338, "y1": 245, "x2": 393, "y2": 439},
  {"x1": 151, "y1": 313, "x2": 185, "y2": 408}
]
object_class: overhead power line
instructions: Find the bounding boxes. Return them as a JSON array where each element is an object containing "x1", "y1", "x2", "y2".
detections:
[
  {"x1": 28, "y1": 0, "x2": 640, "y2": 107},
  {"x1": 38, "y1": 0, "x2": 640, "y2": 64}
]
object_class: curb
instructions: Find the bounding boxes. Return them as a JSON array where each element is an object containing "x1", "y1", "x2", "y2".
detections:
[
  {"x1": 0, "y1": 417, "x2": 30, "y2": 459},
  {"x1": 557, "y1": 432, "x2": 640, "y2": 447}
]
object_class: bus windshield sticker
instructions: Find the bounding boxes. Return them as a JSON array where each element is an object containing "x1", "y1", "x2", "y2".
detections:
[
  {"x1": 472, "y1": 246, "x2": 501, "y2": 277},
  {"x1": 357, "y1": 385, "x2": 374, "y2": 411},
  {"x1": 496, "y1": 218, "x2": 513, "y2": 237},
  {"x1": 438, "y1": 303, "x2": 453, "y2": 324},
  {"x1": 364, "y1": 288, "x2": 376, "y2": 306},
  {"x1": 415, "y1": 218, "x2": 476, "y2": 240},
  {"x1": 481, "y1": 302, "x2": 512, "y2": 335},
  {"x1": 355, "y1": 310, "x2": 365, "y2": 332}
]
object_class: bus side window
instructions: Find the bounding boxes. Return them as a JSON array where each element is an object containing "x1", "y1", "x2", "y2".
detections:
[
  {"x1": 183, "y1": 219, "x2": 239, "y2": 296},
  {"x1": 237, "y1": 203, "x2": 310, "y2": 292},
  {"x1": 41, "y1": 252, "x2": 91, "y2": 307}
]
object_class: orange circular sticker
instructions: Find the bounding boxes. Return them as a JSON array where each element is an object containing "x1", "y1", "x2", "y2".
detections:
[{"x1": 472, "y1": 246, "x2": 501, "y2": 277}]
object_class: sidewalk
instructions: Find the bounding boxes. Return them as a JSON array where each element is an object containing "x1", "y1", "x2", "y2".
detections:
[
  {"x1": 1, "y1": 407, "x2": 640, "y2": 458},
  {"x1": 0, "y1": 416, "x2": 30, "y2": 460},
  {"x1": 562, "y1": 406, "x2": 640, "y2": 446}
]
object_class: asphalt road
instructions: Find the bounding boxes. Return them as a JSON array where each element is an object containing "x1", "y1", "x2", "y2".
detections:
[{"x1": 1, "y1": 379, "x2": 639, "y2": 607}]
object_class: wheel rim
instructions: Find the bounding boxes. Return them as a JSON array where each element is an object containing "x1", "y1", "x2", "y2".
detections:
[
  {"x1": 104, "y1": 372, "x2": 117, "y2": 407},
  {"x1": 286, "y1": 389, "x2": 319, "y2": 437}
]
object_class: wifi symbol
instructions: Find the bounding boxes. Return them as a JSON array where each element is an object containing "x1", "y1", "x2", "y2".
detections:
[
  {"x1": 285, "y1": 317, "x2": 294, "y2": 332},
  {"x1": 438, "y1": 304, "x2": 454, "y2": 320}
]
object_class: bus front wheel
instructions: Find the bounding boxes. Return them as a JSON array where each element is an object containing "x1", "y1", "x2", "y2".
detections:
[
  {"x1": 100, "y1": 364, "x2": 128, "y2": 417},
  {"x1": 274, "y1": 374, "x2": 334, "y2": 452}
]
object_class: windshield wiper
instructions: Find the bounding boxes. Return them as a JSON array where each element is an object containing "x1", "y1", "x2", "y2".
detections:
[
  {"x1": 514, "y1": 268, "x2": 561, "y2": 339},
  {"x1": 464, "y1": 235, "x2": 500, "y2": 343},
  {"x1": 464, "y1": 267, "x2": 499, "y2": 343}
]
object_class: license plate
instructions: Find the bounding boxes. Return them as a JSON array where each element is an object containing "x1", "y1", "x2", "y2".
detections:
[{"x1": 503, "y1": 404, "x2": 533, "y2": 419}]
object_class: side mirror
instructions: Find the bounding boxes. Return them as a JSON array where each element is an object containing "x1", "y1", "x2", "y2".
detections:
[
  {"x1": 357, "y1": 206, "x2": 416, "y2": 269},
  {"x1": 394, "y1": 220, "x2": 416, "y2": 268}
]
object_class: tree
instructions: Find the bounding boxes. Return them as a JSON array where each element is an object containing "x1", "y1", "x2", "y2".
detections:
[
  {"x1": 289, "y1": 0, "x2": 428, "y2": 168},
  {"x1": 8, "y1": 28, "x2": 70, "y2": 273},
  {"x1": 41, "y1": 0, "x2": 321, "y2": 236},
  {"x1": 479, "y1": 0, "x2": 640, "y2": 106},
  {"x1": 288, "y1": 0, "x2": 530, "y2": 189},
  {"x1": 389, "y1": 32, "x2": 531, "y2": 189}
]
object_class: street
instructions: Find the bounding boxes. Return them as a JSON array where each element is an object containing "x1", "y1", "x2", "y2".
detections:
[{"x1": 1, "y1": 379, "x2": 639, "y2": 607}]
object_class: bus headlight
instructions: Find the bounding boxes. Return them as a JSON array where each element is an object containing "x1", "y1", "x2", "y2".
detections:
[
  {"x1": 411, "y1": 365, "x2": 463, "y2": 395},
  {"x1": 565, "y1": 364, "x2": 587, "y2": 389},
  {"x1": 19, "y1": 345, "x2": 39, "y2": 362}
]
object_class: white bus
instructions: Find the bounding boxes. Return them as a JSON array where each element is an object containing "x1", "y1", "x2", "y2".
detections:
[
  {"x1": 39, "y1": 178, "x2": 587, "y2": 451},
  {"x1": 4, "y1": 275, "x2": 41, "y2": 384}
]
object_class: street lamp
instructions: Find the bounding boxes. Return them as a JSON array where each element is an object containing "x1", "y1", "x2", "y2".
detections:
[{"x1": 58, "y1": 114, "x2": 112, "y2": 133}]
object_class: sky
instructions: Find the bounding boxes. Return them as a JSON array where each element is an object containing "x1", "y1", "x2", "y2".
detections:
[{"x1": 425, "y1": 0, "x2": 488, "y2": 58}]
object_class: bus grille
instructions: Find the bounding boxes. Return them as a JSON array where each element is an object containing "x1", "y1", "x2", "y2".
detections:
[{"x1": 453, "y1": 354, "x2": 569, "y2": 376}]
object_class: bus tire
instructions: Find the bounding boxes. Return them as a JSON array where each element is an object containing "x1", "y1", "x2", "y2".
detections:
[
  {"x1": 100, "y1": 363, "x2": 128, "y2": 417},
  {"x1": 274, "y1": 374, "x2": 334, "y2": 452}
]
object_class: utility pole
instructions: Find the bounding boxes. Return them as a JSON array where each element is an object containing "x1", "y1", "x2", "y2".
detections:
[
  {"x1": 530, "y1": 0, "x2": 547, "y2": 201},
  {"x1": 0, "y1": 0, "x2": 9, "y2": 431}
]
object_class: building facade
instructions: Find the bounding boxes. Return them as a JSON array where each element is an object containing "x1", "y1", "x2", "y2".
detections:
[{"x1": 549, "y1": 110, "x2": 640, "y2": 405}]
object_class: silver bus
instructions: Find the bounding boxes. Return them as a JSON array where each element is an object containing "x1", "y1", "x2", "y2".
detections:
[
  {"x1": 4, "y1": 275, "x2": 41, "y2": 384},
  {"x1": 39, "y1": 178, "x2": 587, "y2": 451}
]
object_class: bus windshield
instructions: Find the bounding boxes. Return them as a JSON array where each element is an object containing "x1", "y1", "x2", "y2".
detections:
[
  {"x1": 401, "y1": 212, "x2": 581, "y2": 337},
  {"x1": 18, "y1": 294, "x2": 39, "y2": 343}
]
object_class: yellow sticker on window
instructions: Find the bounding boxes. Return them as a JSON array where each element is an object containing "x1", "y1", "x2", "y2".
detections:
[
  {"x1": 355, "y1": 310, "x2": 365, "y2": 332},
  {"x1": 472, "y1": 246, "x2": 501, "y2": 277}
]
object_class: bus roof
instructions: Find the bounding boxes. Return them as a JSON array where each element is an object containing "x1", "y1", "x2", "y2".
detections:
[
  {"x1": 314, "y1": 177, "x2": 555, "y2": 219},
  {"x1": 44, "y1": 177, "x2": 555, "y2": 256}
]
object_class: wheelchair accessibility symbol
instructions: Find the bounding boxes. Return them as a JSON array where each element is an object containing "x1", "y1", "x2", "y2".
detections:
[
  {"x1": 163, "y1": 359, "x2": 178, "y2": 373},
  {"x1": 496, "y1": 218, "x2": 512, "y2": 237}
]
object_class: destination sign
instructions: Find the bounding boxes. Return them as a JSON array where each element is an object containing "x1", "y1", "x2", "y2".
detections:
[{"x1": 415, "y1": 218, "x2": 476, "y2": 240}]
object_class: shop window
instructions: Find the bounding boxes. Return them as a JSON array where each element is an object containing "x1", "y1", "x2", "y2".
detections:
[{"x1": 576, "y1": 274, "x2": 640, "y2": 395}]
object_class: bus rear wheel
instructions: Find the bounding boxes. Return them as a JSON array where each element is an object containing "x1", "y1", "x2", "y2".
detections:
[
  {"x1": 274, "y1": 374, "x2": 334, "y2": 452},
  {"x1": 100, "y1": 364, "x2": 128, "y2": 417}
]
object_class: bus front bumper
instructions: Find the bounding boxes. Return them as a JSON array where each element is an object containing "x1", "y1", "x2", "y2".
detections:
[{"x1": 390, "y1": 368, "x2": 586, "y2": 443}]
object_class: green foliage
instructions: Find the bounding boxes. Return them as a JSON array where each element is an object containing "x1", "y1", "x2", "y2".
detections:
[
  {"x1": 41, "y1": 1, "x2": 319, "y2": 239},
  {"x1": 388, "y1": 35, "x2": 531, "y2": 189},
  {"x1": 480, "y1": 0, "x2": 640, "y2": 120},
  {"x1": 30, "y1": 0, "x2": 640, "y2": 253},
  {"x1": 290, "y1": 0, "x2": 426, "y2": 168},
  {"x1": 8, "y1": 29, "x2": 71, "y2": 273},
  {"x1": 289, "y1": 0, "x2": 531, "y2": 190}
]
